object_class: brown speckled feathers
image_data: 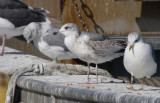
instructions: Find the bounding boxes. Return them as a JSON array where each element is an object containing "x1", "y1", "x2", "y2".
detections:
[{"x1": 87, "y1": 40, "x2": 126, "y2": 56}]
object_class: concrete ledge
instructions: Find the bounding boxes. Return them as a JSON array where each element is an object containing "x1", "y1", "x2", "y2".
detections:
[{"x1": 17, "y1": 75, "x2": 160, "y2": 103}]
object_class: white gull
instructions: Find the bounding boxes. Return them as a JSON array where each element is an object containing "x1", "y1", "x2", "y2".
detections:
[{"x1": 123, "y1": 32, "x2": 157, "y2": 90}]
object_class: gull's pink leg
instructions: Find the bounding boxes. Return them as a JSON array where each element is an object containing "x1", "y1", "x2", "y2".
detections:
[
  {"x1": 91, "y1": 64, "x2": 98, "y2": 84},
  {"x1": 0, "y1": 34, "x2": 6, "y2": 56},
  {"x1": 80, "y1": 63, "x2": 90, "y2": 84}
]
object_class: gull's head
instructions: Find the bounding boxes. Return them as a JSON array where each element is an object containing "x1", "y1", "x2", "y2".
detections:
[
  {"x1": 127, "y1": 32, "x2": 143, "y2": 51},
  {"x1": 23, "y1": 22, "x2": 41, "y2": 43},
  {"x1": 58, "y1": 23, "x2": 80, "y2": 37}
]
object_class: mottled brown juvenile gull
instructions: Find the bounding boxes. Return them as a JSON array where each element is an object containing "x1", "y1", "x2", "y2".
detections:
[
  {"x1": 0, "y1": 0, "x2": 49, "y2": 56},
  {"x1": 55, "y1": 23, "x2": 126, "y2": 84},
  {"x1": 23, "y1": 22, "x2": 76, "y2": 61},
  {"x1": 124, "y1": 32, "x2": 157, "y2": 90}
]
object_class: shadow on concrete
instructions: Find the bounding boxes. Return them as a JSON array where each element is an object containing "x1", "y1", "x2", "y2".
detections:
[{"x1": 4, "y1": 52, "x2": 26, "y2": 55}]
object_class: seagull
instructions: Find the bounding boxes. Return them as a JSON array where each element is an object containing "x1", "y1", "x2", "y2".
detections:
[
  {"x1": 123, "y1": 32, "x2": 157, "y2": 90},
  {"x1": 23, "y1": 22, "x2": 76, "y2": 61},
  {"x1": 54, "y1": 23, "x2": 126, "y2": 84},
  {"x1": 0, "y1": 0, "x2": 49, "y2": 56}
]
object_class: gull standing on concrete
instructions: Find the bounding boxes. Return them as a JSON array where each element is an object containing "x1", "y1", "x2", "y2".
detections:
[
  {"x1": 123, "y1": 32, "x2": 157, "y2": 90},
  {"x1": 0, "y1": 0, "x2": 49, "y2": 56},
  {"x1": 23, "y1": 22, "x2": 76, "y2": 61},
  {"x1": 55, "y1": 23, "x2": 126, "y2": 84}
]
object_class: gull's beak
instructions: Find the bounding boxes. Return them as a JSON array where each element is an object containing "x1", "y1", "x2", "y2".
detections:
[
  {"x1": 129, "y1": 45, "x2": 133, "y2": 51},
  {"x1": 53, "y1": 31, "x2": 59, "y2": 35}
]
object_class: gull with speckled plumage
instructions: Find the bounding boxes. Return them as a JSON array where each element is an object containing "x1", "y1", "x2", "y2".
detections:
[{"x1": 54, "y1": 23, "x2": 126, "y2": 84}]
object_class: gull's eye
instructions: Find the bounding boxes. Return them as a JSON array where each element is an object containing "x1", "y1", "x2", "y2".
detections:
[{"x1": 65, "y1": 26, "x2": 69, "y2": 30}]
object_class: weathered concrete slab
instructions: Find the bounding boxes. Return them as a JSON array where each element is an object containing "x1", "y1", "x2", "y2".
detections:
[
  {"x1": 16, "y1": 75, "x2": 160, "y2": 103},
  {"x1": 0, "y1": 46, "x2": 48, "y2": 75}
]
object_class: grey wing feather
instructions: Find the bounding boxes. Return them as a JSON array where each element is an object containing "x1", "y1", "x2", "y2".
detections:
[
  {"x1": 87, "y1": 39, "x2": 125, "y2": 56},
  {"x1": 80, "y1": 32, "x2": 109, "y2": 41},
  {"x1": 42, "y1": 27, "x2": 69, "y2": 52}
]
